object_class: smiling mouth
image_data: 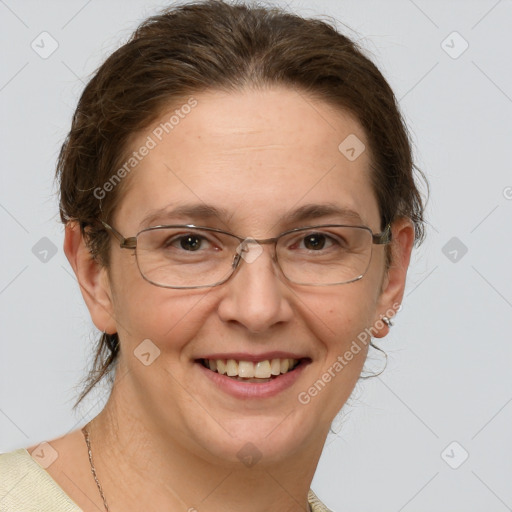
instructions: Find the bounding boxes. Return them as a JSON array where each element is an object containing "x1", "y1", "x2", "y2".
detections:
[{"x1": 198, "y1": 358, "x2": 305, "y2": 383}]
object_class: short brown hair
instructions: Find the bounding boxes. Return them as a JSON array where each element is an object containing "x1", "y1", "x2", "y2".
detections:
[{"x1": 56, "y1": 0, "x2": 427, "y2": 408}]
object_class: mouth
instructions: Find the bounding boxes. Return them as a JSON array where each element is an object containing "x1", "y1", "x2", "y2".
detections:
[{"x1": 197, "y1": 357, "x2": 307, "y2": 383}]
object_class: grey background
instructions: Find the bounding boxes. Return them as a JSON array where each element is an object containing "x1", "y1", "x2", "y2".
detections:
[{"x1": 1, "y1": 1, "x2": 511, "y2": 511}]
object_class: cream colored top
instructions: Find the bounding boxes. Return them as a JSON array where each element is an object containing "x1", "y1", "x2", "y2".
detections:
[{"x1": 0, "y1": 448, "x2": 332, "y2": 511}]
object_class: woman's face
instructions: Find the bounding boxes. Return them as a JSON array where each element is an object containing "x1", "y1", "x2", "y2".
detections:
[{"x1": 88, "y1": 86, "x2": 411, "y2": 466}]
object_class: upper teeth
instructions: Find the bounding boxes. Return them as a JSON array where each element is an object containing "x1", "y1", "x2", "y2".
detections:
[{"x1": 204, "y1": 358, "x2": 299, "y2": 378}]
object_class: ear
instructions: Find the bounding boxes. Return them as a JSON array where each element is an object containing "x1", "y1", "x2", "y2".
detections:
[
  {"x1": 63, "y1": 222, "x2": 117, "y2": 334},
  {"x1": 372, "y1": 217, "x2": 415, "y2": 338}
]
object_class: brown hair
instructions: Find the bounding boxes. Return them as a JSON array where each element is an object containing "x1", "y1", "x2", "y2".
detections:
[{"x1": 56, "y1": 0, "x2": 427, "y2": 409}]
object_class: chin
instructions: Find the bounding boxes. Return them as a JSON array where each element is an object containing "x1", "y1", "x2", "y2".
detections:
[{"x1": 186, "y1": 411, "x2": 318, "y2": 468}]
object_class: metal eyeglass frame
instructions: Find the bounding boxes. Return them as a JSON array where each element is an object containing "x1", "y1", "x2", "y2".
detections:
[{"x1": 100, "y1": 220, "x2": 392, "y2": 289}]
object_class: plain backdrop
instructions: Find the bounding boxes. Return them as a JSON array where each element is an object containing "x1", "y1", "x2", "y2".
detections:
[{"x1": 1, "y1": 1, "x2": 511, "y2": 511}]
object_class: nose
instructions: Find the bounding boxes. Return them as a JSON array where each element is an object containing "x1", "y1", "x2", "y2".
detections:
[{"x1": 216, "y1": 242, "x2": 294, "y2": 333}]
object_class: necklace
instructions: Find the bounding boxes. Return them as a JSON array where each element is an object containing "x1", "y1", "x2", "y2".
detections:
[{"x1": 81, "y1": 424, "x2": 110, "y2": 512}]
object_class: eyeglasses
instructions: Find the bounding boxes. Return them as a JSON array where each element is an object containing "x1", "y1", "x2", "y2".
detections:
[{"x1": 100, "y1": 220, "x2": 391, "y2": 289}]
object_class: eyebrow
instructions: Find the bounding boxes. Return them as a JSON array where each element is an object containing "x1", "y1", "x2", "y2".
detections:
[{"x1": 138, "y1": 202, "x2": 365, "y2": 230}]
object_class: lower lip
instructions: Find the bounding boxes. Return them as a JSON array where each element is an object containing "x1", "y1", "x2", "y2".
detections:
[{"x1": 196, "y1": 360, "x2": 309, "y2": 399}]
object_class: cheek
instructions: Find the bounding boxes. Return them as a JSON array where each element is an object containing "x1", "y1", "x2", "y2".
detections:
[
  {"x1": 109, "y1": 255, "x2": 207, "y2": 351},
  {"x1": 297, "y1": 289, "x2": 374, "y2": 421},
  {"x1": 120, "y1": 291, "x2": 207, "y2": 349},
  {"x1": 303, "y1": 282, "x2": 378, "y2": 345}
]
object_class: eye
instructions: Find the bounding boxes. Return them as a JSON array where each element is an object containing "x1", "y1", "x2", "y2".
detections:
[
  {"x1": 180, "y1": 234, "x2": 204, "y2": 251},
  {"x1": 295, "y1": 232, "x2": 338, "y2": 251},
  {"x1": 300, "y1": 233, "x2": 331, "y2": 250},
  {"x1": 165, "y1": 232, "x2": 214, "y2": 252}
]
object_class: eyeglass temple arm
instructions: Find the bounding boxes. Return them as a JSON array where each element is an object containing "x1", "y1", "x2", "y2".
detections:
[
  {"x1": 372, "y1": 224, "x2": 392, "y2": 244},
  {"x1": 100, "y1": 220, "x2": 137, "y2": 249}
]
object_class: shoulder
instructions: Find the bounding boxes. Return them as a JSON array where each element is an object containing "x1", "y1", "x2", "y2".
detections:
[
  {"x1": 0, "y1": 448, "x2": 82, "y2": 512},
  {"x1": 308, "y1": 488, "x2": 334, "y2": 512}
]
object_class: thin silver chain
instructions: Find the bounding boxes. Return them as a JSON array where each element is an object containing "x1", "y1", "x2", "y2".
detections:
[{"x1": 81, "y1": 424, "x2": 110, "y2": 512}]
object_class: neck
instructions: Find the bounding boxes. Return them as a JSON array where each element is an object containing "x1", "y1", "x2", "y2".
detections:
[{"x1": 87, "y1": 372, "x2": 325, "y2": 512}]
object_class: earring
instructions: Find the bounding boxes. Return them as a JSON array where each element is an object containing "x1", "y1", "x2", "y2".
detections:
[{"x1": 382, "y1": 316, "x2": 393, "y2": 327}]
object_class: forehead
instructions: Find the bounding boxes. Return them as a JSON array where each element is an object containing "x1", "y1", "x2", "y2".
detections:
[{"x1": 113, "y1": 86, "x2": 380, "y2": 233}]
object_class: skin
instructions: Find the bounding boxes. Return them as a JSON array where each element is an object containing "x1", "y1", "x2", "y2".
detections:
[{"x1": 30, "y1": 86, "x2": 414, "y2": 512}]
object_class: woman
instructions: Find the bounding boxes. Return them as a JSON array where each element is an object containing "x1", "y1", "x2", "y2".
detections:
[{"x1": 0, "y1": 1, "x2": 425, "y2": 510}]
